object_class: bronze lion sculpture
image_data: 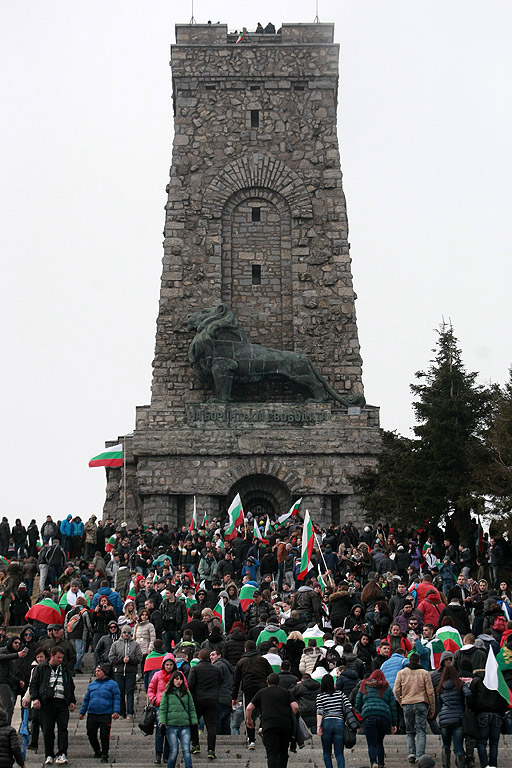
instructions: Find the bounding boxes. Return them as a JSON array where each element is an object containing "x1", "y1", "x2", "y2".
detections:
[{"x1": 187, "y1": 303, "x2": 366, "y2": 407}]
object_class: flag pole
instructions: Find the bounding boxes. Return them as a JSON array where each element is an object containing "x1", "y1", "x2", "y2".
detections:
[
  {"x1": 123, "y1": 437, "x2": 126, "y2": 523},
  {"x1": 311, "y1": 520, "x2": 333, "y2": 586}
]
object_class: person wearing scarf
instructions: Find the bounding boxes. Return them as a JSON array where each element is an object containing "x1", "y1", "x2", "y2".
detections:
[{"x1": 355, "y1": 670, "x2": 397, "y2": 768}]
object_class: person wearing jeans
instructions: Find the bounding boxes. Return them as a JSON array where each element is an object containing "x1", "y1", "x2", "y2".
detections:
[
  {"x1": 108, "y1": 626, "x2": 143, "y2": 720},
  {"x1": 355, "y1": 669, "x2": 397, "y2": 768},
  {"x1": 436, "y1": 665, "x2": 471, "y2": 768},
  {"x1": 469, "y1": 668, "x2": 508, "y2": 768},
  {"x1": 316, "y1": 674, "x2": 358, "y2": 768},
  {"x1": 159, "y1": 671, "x2": 197, "y2": 768},
  {"x1": 393, "y1": 653, "x2": 435, "y2": 763},
  {"x1": 79, "y1": 664, "x2": 120, "y2": 762}
]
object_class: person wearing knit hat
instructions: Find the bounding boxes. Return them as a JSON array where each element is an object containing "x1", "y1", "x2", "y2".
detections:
[{"x1": 79, "y1": 664, "x2": 121, "y2": 762}]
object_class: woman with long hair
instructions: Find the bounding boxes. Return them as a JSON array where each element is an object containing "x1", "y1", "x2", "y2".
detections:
[
  {"x1": 437, "y1": 664, "x2": 471, "y2": 768},
  {"x1": 118, "y1": 599, "x2": 137, "y2": 629},
  {"x1": 148, "y1": 654, "x2": 178, "y2": 764},
  {"x1": 134, "y1": 609, "x2": 156, "y2": 678},
  {"x1": 158, "y1": 671, "x2": 197, "y2": 768},
  {"x1": 316, "y1": 672, "x2": 358, "y2": 768},
  {"x1": 355, "y1": 669, "x2": 397, "y2": 768},
  {"x1": 91, "y1": 595, "x2": 117, "y2": 649}
]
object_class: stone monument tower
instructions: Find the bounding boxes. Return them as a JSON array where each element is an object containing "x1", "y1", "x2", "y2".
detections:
[{"x1": 104, "y1": 22, "x2": 380, "y2": 528}]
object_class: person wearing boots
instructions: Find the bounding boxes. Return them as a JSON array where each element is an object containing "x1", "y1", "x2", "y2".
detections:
[{"x1": 436, "y1": 664, "x2": 471, "y2": 768}]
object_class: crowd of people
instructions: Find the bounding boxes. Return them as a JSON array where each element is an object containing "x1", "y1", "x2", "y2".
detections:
[{"x1": 0, "y1": 512, "x2": 511, "y2": 768}]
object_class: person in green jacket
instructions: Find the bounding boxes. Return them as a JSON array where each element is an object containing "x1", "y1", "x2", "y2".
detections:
[
  {"x1": 354, "y1": 669, "x2": 397, "y2": 768},
  {"x1": 158, "y1": 671, "x2": 197, "y2": 768}
]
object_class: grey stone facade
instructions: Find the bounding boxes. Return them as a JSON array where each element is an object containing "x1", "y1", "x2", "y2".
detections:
[{"x1": 103, "y1": 22, "x2": 381, "y2": 529}]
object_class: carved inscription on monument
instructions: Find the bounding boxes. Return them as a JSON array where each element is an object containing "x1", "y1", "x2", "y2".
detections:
[{"x1": 186, "y1": 404, "x2": 330, "y2": 427}]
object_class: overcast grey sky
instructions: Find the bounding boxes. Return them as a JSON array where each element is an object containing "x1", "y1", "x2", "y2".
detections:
[{"x1": 1, "y1": 1, "x2": 511, "y2": 528}]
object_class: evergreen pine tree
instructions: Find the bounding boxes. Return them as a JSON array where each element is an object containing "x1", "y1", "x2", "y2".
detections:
[{"x1": 486, "y1": 367, "x2": 512, "y2": 516}]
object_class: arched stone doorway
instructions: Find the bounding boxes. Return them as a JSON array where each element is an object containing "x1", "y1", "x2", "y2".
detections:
[{"x1": 227, "y1": 474, "x2": 292, "y2": 520}]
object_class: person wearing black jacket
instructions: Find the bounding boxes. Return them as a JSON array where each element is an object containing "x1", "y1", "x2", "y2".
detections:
[
  {"x1": 188, "y1": 649, "x2": 221, "y2": 758},
  {"x1": 29, "y1": 646, "x2": 76, "y2": 765},
  {"x1": 0, "y1": 705, "x2": 24, "y2": 768},
  {"x1": 470, "y1": 668, "x2": 508, "y2": 768},
  {"x1": 160, "y1": 588, "x2": 187, "y2": 651},
  {"x1": 0, "y1": 637, "x2": 28, "y2": 723},
  {"x1": 232, "y1": 640, "x2": 273, "y2": 748},
  {"x1": 438, "y1": 593, "x2": 471, "y2": 638}
]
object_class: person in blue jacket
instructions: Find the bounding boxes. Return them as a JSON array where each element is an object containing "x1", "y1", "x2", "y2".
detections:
[
  {"x1": 79, "y1": 664, "x2": 120, "y2": 762},
  {"x1": 59, "y1": 516, "x2": 73, "y2": 558},
  {"x1": 91, "y1": 582, "x2": 124, "y2": 617}
]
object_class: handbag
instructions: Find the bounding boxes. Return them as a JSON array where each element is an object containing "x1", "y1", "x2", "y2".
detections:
[
  {"x1": 138, "y1": 702, "x2": 157, "y2": 736},
  {"x1": 297, "y1": 716, "x2": 313, "y2": 742},
  {"x1": 341, "y1": 697, "x2": 357, "y2": 749},
  {"x1": 461, "y1": 707, "x2": 479, "y2": 740}
]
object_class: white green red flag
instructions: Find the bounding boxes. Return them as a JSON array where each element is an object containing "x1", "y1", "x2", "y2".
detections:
[
  {"x1": 189, "y1": 496, "x2": 197, "y2": 532},
  {"x1": 436, "y1": 626, "x2": 462, "y2": 653},
  {"x1": 202, "y1": 511, "x2": 207, "y2": 527},
  {"x1": 213, "y1": 598, "x2": 225, "y2": 631},
  {"x1": 235, "y1": 30, "x2": 246, "y2": 44},
  {"x1": 89, "y1": 444, "x2": 123, "y2": 468},
  {"x1": 303, "y1": 624, "x2": 324, "y2": 647},
  {"x1": 484, "y1": 647, "x2": 512, "y2": 707},
  {"x1": 425, "y1": 638, "x2": 446, "y2": 669},
  {"x1": 264, "y1": 516, "x2": 273, "y2": 538},
  {"x1": 297, "y1": 509, "x2": 314, "y2": 580},
  {"x1": 253, "y1": 519, "x2": 268, "y2": 545},
  {"x1": 317, "y1": 570, "x2": 328, "y2": 592},
  {"x1": 125, "y1": 586, "x2": 136, "y2": 601},
  {"x1": 225, "y1": 493, "x2": 244, "y2": 540},
  {"x1": 239, "y1": 583, "x2": 258, "y2": 612},
  {"x1": 277, "y1": 498, "x2": 302, "y2": 528},
  {"x1": 105, "y1": 535, "x2": 117, "y2": 553}
]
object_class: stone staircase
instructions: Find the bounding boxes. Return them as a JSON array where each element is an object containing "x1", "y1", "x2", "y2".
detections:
[{"x1": 14, "y1": 652, "x2": 512, "y2": 768}]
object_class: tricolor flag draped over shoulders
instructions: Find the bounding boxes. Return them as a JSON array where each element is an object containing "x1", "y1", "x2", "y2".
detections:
[
  {"x1": 89, "y1": 444, "x2": 123, "y2": 468},
  {"x1": 297, "y1": 509, "x2": 314, "y2": 580},
  {"x1": 436, "y1": 626, "x2": 462, "y2": 653},
  {"x1": 105, "y1": 535, "x2": 117, "y2": 553},
  {"x1": 484, "y1": 646, "x2": 512, "y2": 707},
  {"x1": 425, "y1": 638, "x2": 446, "y2": 669},
  {"x1": 239, "y1": 583, "x2": 258, "y2": 612},
  {"x1": 25, "y1": 598, "x2": 63, "y2": 626},
  {"x1": 224, "y1": 493, "x2": 244, "y2": 540},
  {"x1": 277, "y1": 498, "x2": 302, "y2": 528},
  {"x1": 213, "y1": 597, "x2": 225, "y2": 632}
]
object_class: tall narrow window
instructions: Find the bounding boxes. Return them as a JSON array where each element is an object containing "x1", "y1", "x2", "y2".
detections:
[
  {"x1": 251, "y1": 207, "x2": 261, "y2": 222},
  {"x1": 252, "y1": 264, "x2": 262, "y2": 285},
  {"x1": 250, "y1": 110, "x2": 260, "y2": 128}
]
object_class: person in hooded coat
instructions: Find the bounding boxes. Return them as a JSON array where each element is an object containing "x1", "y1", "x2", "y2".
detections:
[
  {"x1": 0, "y1": 705, "x2": 24, "y2": 768},
  {"x1": 148, "y1": 653, "x2": 177, "y2": 764},
  {"x1": 355, "y1": 669, "x2": 397, "y2": 768}
]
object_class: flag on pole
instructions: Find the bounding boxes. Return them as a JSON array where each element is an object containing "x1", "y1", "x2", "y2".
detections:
[
  {"x1": 264, "y1": 516, "x2": 273, "y2": 538},
  {"x1": 89, "y1": 444, "x2": 123, "y2": 468},
  {"x1": 213, "y1": 598, "x2": 225, "y2": 631},
  {"x1": 276, "y1": 498, "x2": 302, "y2": 528},
  {"x1": 202, "y1": 511, "x2": 207, "y2": 528},
  {"x1": 484, "y1": 647, "x2": 512, "y2": 706},
  {"x1": 105, "y1": 535, "x2": 117, "y2": 553},
  {"x1": 317, "y1": 570, "x2": 328, "y2": 593},
  {"x1": 253, "y1": 519, "x2": 268, "y2": 545},
  {"x1": 297, "y1": 510, "x2": 314, "y2": 580},
  {"x1": 189, "y1": 496, "x2": 197, "y2": 533},
  {"x1": 235, "y1": 30, "x2": 246, "y2": 44},
  {"x1": 224, "y1": 493, "x2": 244, "y2": 540},
  {"x1": 239, "y1": 583, "x2": 258, "y2": 612}
]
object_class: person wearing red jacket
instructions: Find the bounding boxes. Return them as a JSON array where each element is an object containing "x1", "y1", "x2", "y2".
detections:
[
  {"x1": 417, "y1": 590, "x2": 445, "y2": 631},
  {"x1": 148, "y1": 653, "x2": 178, "y2": 764}
]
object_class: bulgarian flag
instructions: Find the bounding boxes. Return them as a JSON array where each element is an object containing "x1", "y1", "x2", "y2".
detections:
[
  {"x1": 297, "y1": 509, "x2": 314, "y2": 580},
  {"x1": 436, "y1": 626, "x2": 462, "y2": 653},
  {"x1": 235, "y1": 30, "x2": 246, "y2": 44},
  {"x1": 425, "y1": 638, "x2": 446, "y2": 669},
  {"x1": 484, "y1": 647, "x2": 512, "y2": 707},
  {"x1": 239, "y1": 583, "x2": 258, "y2": 612},
  {"x1": 89, "y1": 444, "x2": 123, "y2": 468},
  {"x1": 125, "y1": 586, "x2": 136, "y2": 601},
  {"x1": 189, "y1": 497, "x2": 197, "y2": 533},
  {"x1": 105, "y1": 535, "x2": 117, "y2": 553},
  {"x1": 0, "y1": 555, "x2": 9, "y2": 566},
  {"x1": 202, "y1": 511, "x2": 207, "y2": 528},
  {"x1": 264, "y1": 516, "x2": 273, "y2": 539},
  {"x1": 225, "y1": 493, "x2": 244, "y2": 540},
  {"x1": 144, "y1": 650, "x2": 166, "y2": 673},
  {"x1": 213, "y1": 598, "x2": 225, "y2": 631},
  {"x1": 25, "y1": 598, "x2": 63, "y2": 626},
  {"x1": 317, "y1": 570, "x2": 328, "y2": 592},
  {"x1": 277, "y1": 498, "x2": 302, "y2": 528},
  {"x1": 253, "y1": 519, "x2": 268, "y2": 545}
]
